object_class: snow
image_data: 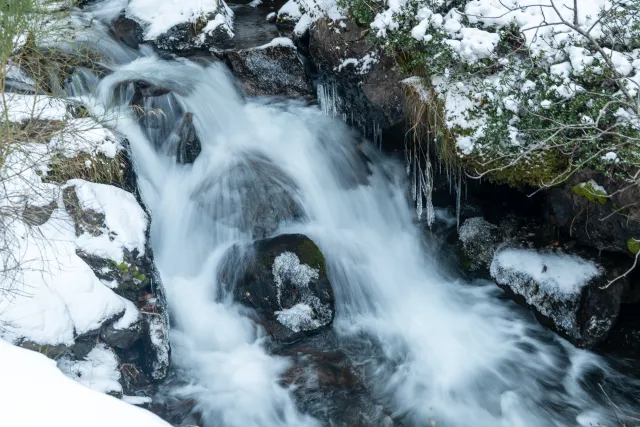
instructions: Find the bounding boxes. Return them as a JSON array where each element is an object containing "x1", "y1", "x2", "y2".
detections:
[
  {"x1": 277, "y1": 0, "x2": 343, "y2": 35},
  {"x1": 58, "y1": 343, "x2": 122, "y2": 396},
  {"x1": 369, "y1": 0, "x2": 640, "y2": 157},
  {"x1": 491, "y1": 248, "x2": 600, "y2": 296},
  {"x1": 49, "y1": 118, "x2": 123, "y2": 159},
  {"x1": 257, "y1": 37, "x2": 295, "y2": 50},
  {"x1": 70, "y1": 179, "x2": 148, "y2": 263},
  {"x1": 123, "y1": 395, "x2": 153, "y2": 405},
  {"x1": 0, "y1": 339, "x2": 170, "y2": 427},
  {"x1": 0, "y1": 157, "x2": 130, "y2": 345},
  {"x1": 114, "y1": 299, "x2": 142, "y2": 330},
  {"x1": 0, "y1": 93, "x2": 68, "y2": 122},
  {"x1": 127, "y1": 0, "x2": 233, "y2": 40},
  {"x1": 336, "y1": 53, "x2": 379, "y2": 74}
]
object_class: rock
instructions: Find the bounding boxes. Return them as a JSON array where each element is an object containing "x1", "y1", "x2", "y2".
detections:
[
  {"x1": 308, "y1": 18, "x2": 406, "y2": 132},
  {"x1": 219, "y1": 234, "x2": 334, "y2": 343},
  {"x1": 110, "y1": 13, "x2": 144, "y2": 50},
  {"x1": 223, "y1": 38, "x2": 313, "y2": 98},
  {"x1": 19, "y1": 341, "x2": 70, "y2": 359},
  {"x1": 176, "y1": 113, "x2": 201, "y2": 164},
  {"x1": 143, "y1": 312, "x2": 170, "y2": 380},
  {"x1": 101, "y1": 314, "x2": 145, "y2": 350},
  {"x1": 192, "y1": 151, "x2": 304, "y2": 239},
  {"x1": 547, "y1": 171, "x2": 640, "y2": 255},
  {"x1": 458, "y1": 217, "x2": 499, "y2": 270},
  {"x1": 22, "y1": 201, "x2": 57, "y2": 226},
  {"x1": 152, "y1": 8, "x2": 234, "y2": 54},
  {"x1": 490, "y1": 246, "x2": 626, "y2": 348}
]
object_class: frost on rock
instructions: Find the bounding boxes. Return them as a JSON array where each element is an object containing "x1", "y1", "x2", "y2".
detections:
[
  {"x1": 490, "y1": 248, "x2": 605, "y2": 341},
  {"x1": 58, "y1": 343, "x2": 123, "y2": 397},
  {"x1": 272, "y1": 252, "x2": 332, "y2": 332},
  {"x1": 459, "y1": 217, "x2": 499, "y2": 270},
  {"x1": 146, "y1": 313, "x2": 170, "y2": 380},
  {"x1": 277, "y1": 0, "x2": 343, "y2": 35}
]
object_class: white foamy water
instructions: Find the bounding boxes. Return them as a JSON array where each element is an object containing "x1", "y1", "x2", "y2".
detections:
[{"x1": 66, "y1": 16, "x2": 640, "y2": 427}]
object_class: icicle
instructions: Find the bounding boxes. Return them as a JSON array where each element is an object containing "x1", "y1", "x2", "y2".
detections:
[
  {"x1": 422, "y1": 159, "x2": 435, "y2": 228},
  {"x1": 411, "y1": 154, "x2": 417, "y2": 201},
  {"x1": 456, "y1": 167, "x2": 462, "y2": 231},
  {"x1": 416, "y1": 172, "x2": 423, "y2": 219}
]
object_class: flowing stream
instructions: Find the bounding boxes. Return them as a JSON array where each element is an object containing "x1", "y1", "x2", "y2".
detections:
[{"x1": 67, "y1": 10, "x2": 640, "y2": 427}]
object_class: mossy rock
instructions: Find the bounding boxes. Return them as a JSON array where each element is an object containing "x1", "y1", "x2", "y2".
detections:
[
  {"x1": 219, "y1": 234, "x2": 334, "y2": 344},
  {"x1": 627, "y1": 238, "x2": 640, "y2": 255},
  {"x1": 572, "y1": 181, "x2": 608, "y2": 205}
]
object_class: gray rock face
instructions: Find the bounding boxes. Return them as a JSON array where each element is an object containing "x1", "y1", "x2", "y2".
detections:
[
  {"x1": 219, "y1": 234, "x2": 334, "y2": 343},
  {"x1": 224, "y1": 40, "x2": 313, "y2": 98},
  {"x1": 176, "y1": 112, "x2": 201, "y2": 164},
  {"x1": 490, "y1": 246, "x2": 626, "y2": 348},
  {"x1": 192, "y1": 151, "x2": 304, "y2": 239},
  {"x1": 308, "y1": 18, "x2": 406, "y2": 131},
  {"x1": 458, "y1": 217, "x2": 499, "y2": 270}
]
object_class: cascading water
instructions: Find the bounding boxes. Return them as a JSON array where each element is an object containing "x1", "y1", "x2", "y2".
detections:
[{"x1": 71, "y1": 15, "x2": 639, "y2": 427}]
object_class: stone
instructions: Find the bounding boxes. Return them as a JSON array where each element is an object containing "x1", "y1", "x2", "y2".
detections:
[
  {"x1": 152, "y1": 9, "x2": 234, "y2": 54},
  {"x1": 219, "y1": 234, "x2": 334, "y2": 343},
  {"x1": 110, "y1": 13, "x2": 144, "y2": 50},
  {"x1": 458, "y1": 217, "x2": 499, "y2": 270},
  {"x1": 308, "y1": 18, "x2": 406, "y2": 132},
  {"x1": 100, "y1": 314, "x2": 145, "y2": 350},
  {"x1": 490, "y1": 245, "x2": 627, "y2": 348},
  {"x1": 176, "y1": 113, "x2": 201, "y2": 164},
  {"x1": 224, "y1": 40, "x2": 313, "y2": 98},
  {"x1": 547, "y1": 170, "x2": 640, "y2": 255},
  {"x1": 192, "y1": 151, "x2": 304, "y2": 239}
]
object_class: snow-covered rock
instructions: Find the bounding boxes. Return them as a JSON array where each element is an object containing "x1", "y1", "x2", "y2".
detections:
[
  {"x1": 490, "y1": 247, "x2": 626, "y2": 347},
  {"x1": 219, "y1": 234, "x2": 334, "y2": 343},
  {"x1": 223, "y1": 37, "x2": 313, "y2": 99},
  {"x1": 126, "y1": 0, "x2": 235, "y2": 53}
]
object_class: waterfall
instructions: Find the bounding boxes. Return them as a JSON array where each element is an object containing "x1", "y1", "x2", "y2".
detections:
[{"x1": 69, "y1": 18, "x2": 640, "y2": 427}]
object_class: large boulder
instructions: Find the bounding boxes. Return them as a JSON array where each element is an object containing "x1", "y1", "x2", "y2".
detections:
[
  {"x1": 458, "y1": 217, "x2": 499, "y2": 270},
  {"x1": 223, "y1": 37, "x2": 313, "y2": 98},
  {"x1": 490, "y1": 246, "x2": 626, "y2": 348},
  {"x1": 219, "y1": 234, "x2": 334, "y2": 343},
  {"x1": 153, "y1": 9, "x2": 234, "y2": 54},
  {"x1": 192, "y1": 151, "x2": 304, "y2": 239},
  {"x1": 308, "y1": 18, "x2": 406, "y2": 132}
]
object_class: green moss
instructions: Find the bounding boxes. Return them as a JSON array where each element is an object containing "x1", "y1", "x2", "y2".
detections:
[
  {"x1": 112, "y1": 260, "x2": 130, "y2": 273},
  {"x1": 133, "y1": 269, "x2": 149, "y2": 284},
  {"x1": 296, "y1": 239, "x2": 327, "y2": 274},
  {"x1": 627, "y1": 238, "x2": 640, "y2": 255},
  {"x1": 572, "y1": 181, "x2": 608, "y2": 205}
]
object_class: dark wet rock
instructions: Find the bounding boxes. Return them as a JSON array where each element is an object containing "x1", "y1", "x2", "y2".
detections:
[
  {"x1": 223, "y1": 38, "x2": 313, "y2": 98},
  {"x1": 22, "y1": 201, "x2": 57, "y2": 226},
  {"x1": 70, "y1": 336, "x2": 96, "y2": 359},
  {"x1": 110, "y1": 13, "x2": 144, "y2": 50},
  {"x1": 152, "y1": 9, "x2": 234, "y2": 54},
  {"x1": 490, "y1": 245, "x2": 627, "y2": 348},
  {"x1": 276, "y1": 331, "x2": 396, "y2": 427},
  {"x1": 101, "y1": 314, "x2": 145, "y2": 350},
  {"x1": 176, "y1": 113, "x2": 201, "y2": 164},
  {"x1": 128, "y1": 80, "x2": 173, "y2": 110},
  {"x1": 142, "y1": 311, "x2": 170, "y2": 380},
  {"x1": 193, "y1": 151, "x2": 304, "y2": 238},
  {"x1": 219, "y1": 234, "x2": 334, "y2": 343},
  {"x1": 546, "y1": 170, "x2": 640, "y2": 256},
  {"x1": 308, "y1": 18, "x2": 406, "y2": 132}
]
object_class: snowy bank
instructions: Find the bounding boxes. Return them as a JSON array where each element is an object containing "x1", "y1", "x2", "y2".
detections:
[{"x1": 0, "y1": 339, "x2": 169, "y2": 427}]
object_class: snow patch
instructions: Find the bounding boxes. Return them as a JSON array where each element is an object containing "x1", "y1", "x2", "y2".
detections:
[{"x1": 58, "y1": 344, "x2": 122, "y2": 396}]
